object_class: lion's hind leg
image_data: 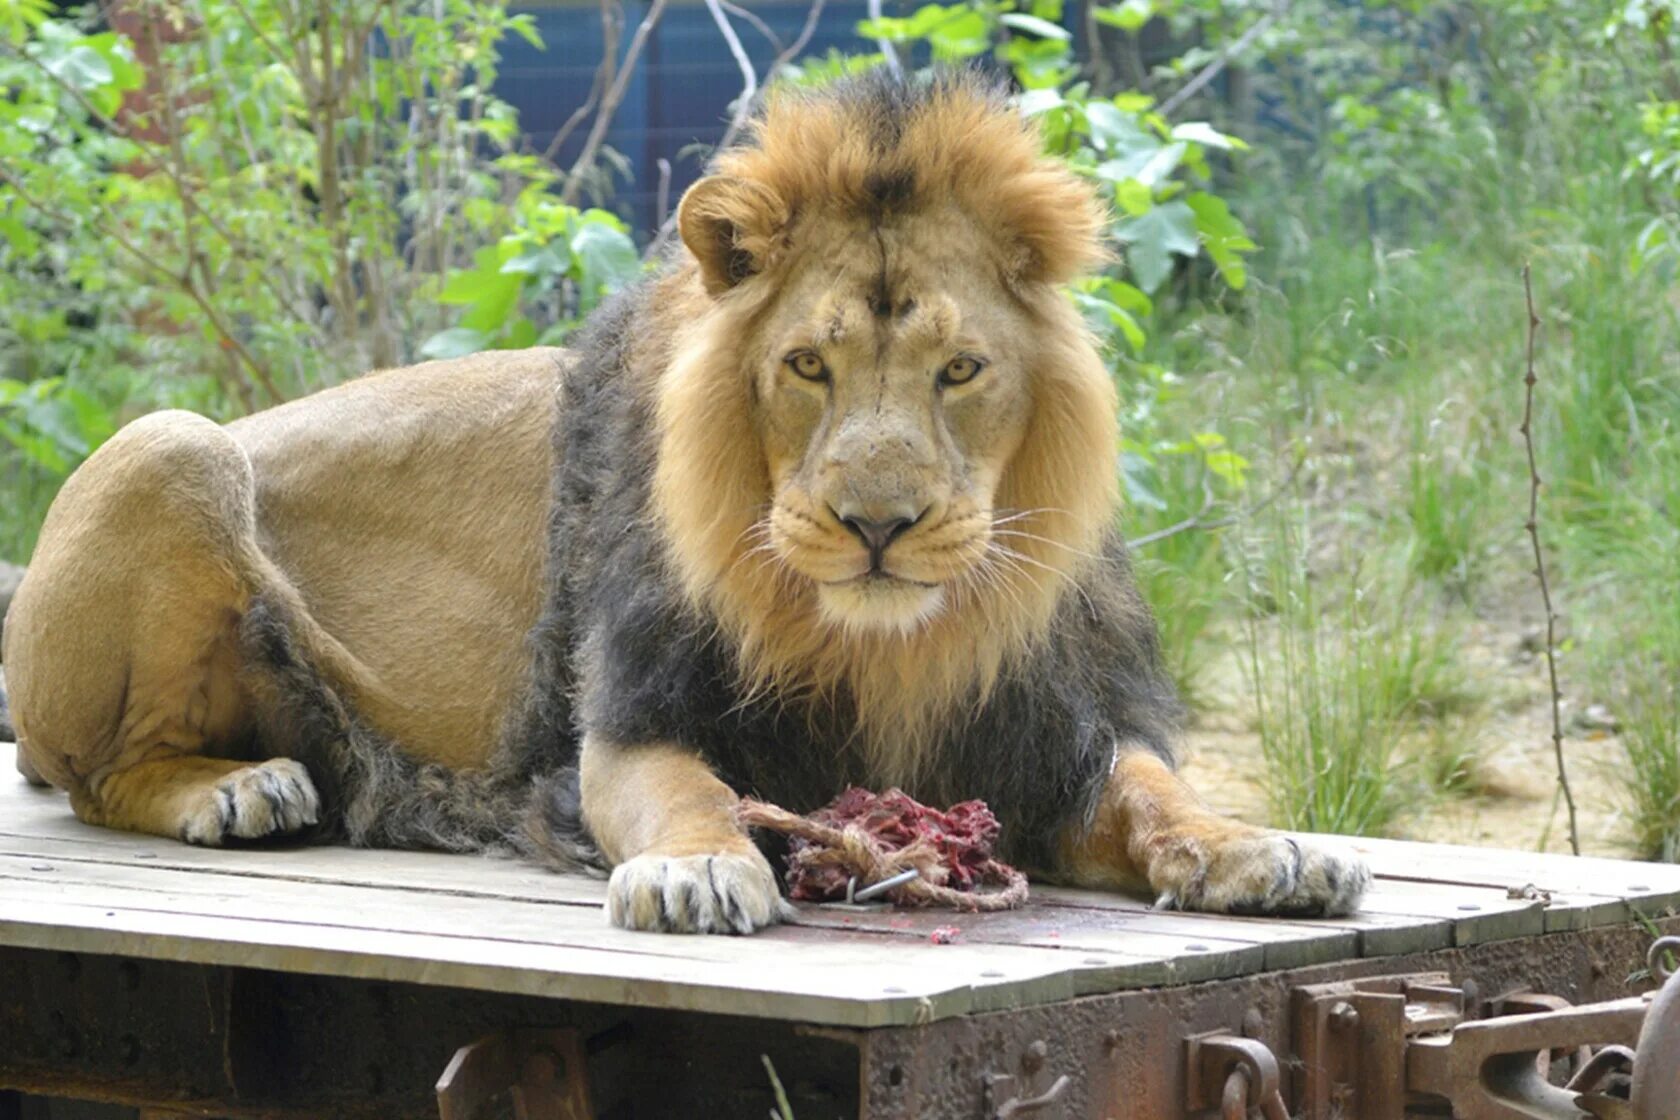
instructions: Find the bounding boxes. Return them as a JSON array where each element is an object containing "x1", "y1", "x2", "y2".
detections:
[
  {"x1": 1060, "y1": 750, "x2": 1369, "y2": 917},
  {"x1": 78, "y1": 755, "x2": 319, "y2": 846},
  {"x1": 5, "y1": 409, "x2": 321, "y2": 845}
]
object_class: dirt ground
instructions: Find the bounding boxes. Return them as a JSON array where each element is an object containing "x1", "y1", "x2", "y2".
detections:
[{"x1": 1178, "y1": 614, "x2": 1642, "y2": 859}]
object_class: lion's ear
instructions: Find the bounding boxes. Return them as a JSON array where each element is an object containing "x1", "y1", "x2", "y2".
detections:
[
  {"x1": 677, "y1": 176, "x2": 788, "y2": 296},
  {"x1": 995, "y1": 166, "x2": 1110, "y2": 288}
]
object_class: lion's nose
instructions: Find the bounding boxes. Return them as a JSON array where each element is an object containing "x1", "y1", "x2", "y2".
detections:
[{"x1": 833, "y1": 506, "x2": 924, "y2": 568}]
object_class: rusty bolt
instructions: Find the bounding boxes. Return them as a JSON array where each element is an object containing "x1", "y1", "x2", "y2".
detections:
[
  {"x1": 1242, "y1": 1008, "x2": 1265, "y2": 1039},
  {"x1": 1330, "y1": 1001, "x2": 1360, "y2": 1032},
  {"x1": 1104, "y1": 1029, "x2": 1122, "y2": 1051},
  {"x1": 1023, "y1": 1039, "x2": 1048, "y2": 1074}
]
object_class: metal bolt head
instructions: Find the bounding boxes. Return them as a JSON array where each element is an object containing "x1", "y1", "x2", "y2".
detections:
[
  {"x1": 1023, "y1": 1039, "x2": 1048, "y2": 1073},
  {"x1": 1330, "y1": 1001, "x2": 1360, "y2": 1031},
  {"x1": 1242, "y1": 1007, "x2": 1265, "y2": 1039}
]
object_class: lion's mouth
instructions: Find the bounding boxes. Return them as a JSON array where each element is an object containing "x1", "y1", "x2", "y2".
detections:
[
  {"x1": 824, "y1": 571, "x2": 942, "y2": 590},
  {"x1": 814, "y1": 571, "x2": 948, "y2": 634}
]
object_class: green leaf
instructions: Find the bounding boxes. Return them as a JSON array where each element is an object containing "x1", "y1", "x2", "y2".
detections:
[
  {"x1": 1016, "y1": 88, "x2": 1065, "y2": 118},
  {"x1": 1113, "y1": 177, "x2": 1152, "y2": 216},
  {"x1": 1122, "y1": 451, "x2": 1167, "y2": 511},
  {"x1": 927, "y1": 8, "x2": 990, "y2": 58},
  {"x1": 500, "y1": 245, "x2": 570, "y2": 276},
  {"x1": 571, "y1": 220, "x2": 640, "y2": 296},
  {"x1": 1096, "y1": 141, "x2": 1184, "y2": 189},
  {"x1": 998, "y1": 12, "x2": 1070, "y2": 39},
  {"x1": 506, "y1": 13, "x2": 544, "y2": 49},
  {"x1": 42, "y1": 43, "x2": 112, "y2": 91},
  {"x1": 1085, "y1": 101, "x2": 1152, "y2": 155},
  {"x1": 1170, "y1": 121, "x2": 1249, "y2": 152},
  {"x1": 1186, "y1": 191, "x2": 1256, "y2": 290},
  {"x1": 1093, "y1": 0, "x2": 1154, "y2": 31},
  {"x1": 419, "y1": 327, "x2": 490, "y2": 360},
  {"x1": 1114, "y1": 199, "x2": 1198, "y2": 292}
]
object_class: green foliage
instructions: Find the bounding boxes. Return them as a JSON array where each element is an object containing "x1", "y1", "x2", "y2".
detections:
[
  {"x1": 1239, "y1": 518, "x2": 1463, "y2": 836},
  {"x1": 0, "y1": 0, "x2": 619, "y2": 557}
]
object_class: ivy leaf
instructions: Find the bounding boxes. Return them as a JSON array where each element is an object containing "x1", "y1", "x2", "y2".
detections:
[
  {"x1": 1114, "y1": 199, "x2": 1198, "y2": 292},
  {"x1": 419, "y1": 327, "x2": 490, "y2": 360},
  {"x1": 571, "y1": 220, "x2": 640, "y2": 300}
]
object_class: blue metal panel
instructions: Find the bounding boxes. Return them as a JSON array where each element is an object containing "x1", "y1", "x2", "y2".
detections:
[{"x1": 503, "y1": 2, "x2": 876, "y2": 237}]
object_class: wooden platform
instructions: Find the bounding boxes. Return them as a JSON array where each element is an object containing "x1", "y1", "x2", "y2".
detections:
[{"x1": 4, "y1": 743, "x2": 1680, "y2": 1030}]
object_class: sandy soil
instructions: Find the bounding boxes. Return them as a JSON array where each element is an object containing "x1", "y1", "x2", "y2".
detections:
[{"x1": 1177, "y1": 616, "x2": 1643, "y2": 859}]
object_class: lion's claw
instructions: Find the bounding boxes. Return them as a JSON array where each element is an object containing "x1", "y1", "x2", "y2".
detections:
[
  {"x1": 179, "y1": 759, "x2": 320, "y2": 846},
  {"x1": 1156, "y1": 832, "x2": 1368, "y2": 918},
  {"x1": 607, "y1": 850, "x2": 792, "y2": 934}
]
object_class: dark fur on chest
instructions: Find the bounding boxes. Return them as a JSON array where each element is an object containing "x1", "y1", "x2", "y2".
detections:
[{"x1": 513, "y1": 287, "x2": 1182, "y2": 872}]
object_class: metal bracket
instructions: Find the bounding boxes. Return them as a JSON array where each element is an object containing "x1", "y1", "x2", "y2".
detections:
[
  {"x1": 1185, "y1": 1032, "x2": 1288, "y2": 1120},
  {"x1": 1292, "y1": 970, "x2": 1454, "y2": 1120},
  {"x1": 435, "y1": 1028, "x2": 593, "y2": 1120},
  {"x1": 1288, "y1": 954, "x2": 1680, "y2": 1120}
]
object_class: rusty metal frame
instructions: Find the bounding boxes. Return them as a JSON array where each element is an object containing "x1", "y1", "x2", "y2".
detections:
[{"x1": 6, "y1": 919, "x2": 1680, "y2": 1119}]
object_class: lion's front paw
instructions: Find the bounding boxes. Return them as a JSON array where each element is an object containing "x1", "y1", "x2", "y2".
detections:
[
  {"x1": 180, "y1": 759, "x2": 321, "y2": 846},
  {"x1": 1157, "y1": 832, "x2": 1369, "y2": 918},
  {"x1": 607, "y1": 850, "x2": 792, "y2": 934}
]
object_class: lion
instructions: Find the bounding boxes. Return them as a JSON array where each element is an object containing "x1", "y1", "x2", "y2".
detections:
[{"x1": 1, "y1": 72, "x2": 1367, "y2": 933}]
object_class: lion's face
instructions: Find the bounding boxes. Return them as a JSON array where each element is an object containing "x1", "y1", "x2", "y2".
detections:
[
  {"x1": 751, "y1": 213, "x2": 1036, "y2": 633},
  {"x1": 654, "y1": 75, "x2": 1120, "y2": 748}
]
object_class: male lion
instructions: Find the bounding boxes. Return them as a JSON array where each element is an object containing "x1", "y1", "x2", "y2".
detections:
[{"x1": 2, "y1": 72, "x2": 1367, "y2": 933}]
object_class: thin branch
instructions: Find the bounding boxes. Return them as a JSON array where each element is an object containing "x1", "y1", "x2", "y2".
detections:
[
  {"x1": 1128, "y1": 454, "x2": 1305, "y2": 548},
  {"x1": 560, "y1": 0, "x2": 670, "y2": 206},
  {"x1": 705, "y1": 0, "x2": 757, "y2": 144},
  {"x1": 867, "y1": 0, "x2": 903, "y2": 78},
  {"x1": 0, "y1": 163, "x2": 278, "y2": 406},
  {"x1": 1520, "y1": 263, "x2": 1580, "y2": 857},
  {"x1": 720, "y1": 0, "x2": 782, "y2": 54},
  {"x1": 543, "y1": 0, "x2": 619, "y2": 163},
  {"x1": 644, "y1": 0, "x2": 826, "y2": 260},
  {"x1": 655, "y1": 156, "x2": 673, "y2": 231},
  {"x1": 1157, "y1": 10, "x2": 1276, "y2": 119}
]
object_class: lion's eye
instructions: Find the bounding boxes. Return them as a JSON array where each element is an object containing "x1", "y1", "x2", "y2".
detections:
[
  {"x1": 939, "y1": 356, "x2": 984, "y2": 387},
  {"x1": 787, "y1": 351, "x2": 829, "y2": 382}
]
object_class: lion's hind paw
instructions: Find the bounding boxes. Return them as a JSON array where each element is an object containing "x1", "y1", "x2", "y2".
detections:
[
  {"x1": 1157, "y1": 832, "x2": 1369, "y2": 918},
  {"x1": 180, "y1": 759, "x2": 321, "y2": 846},
  {"x1": 607, "y1": 850, "x2": 792, "y2": 934}
]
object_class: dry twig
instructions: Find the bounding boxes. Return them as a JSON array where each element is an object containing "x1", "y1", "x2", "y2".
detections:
[
  {"x1": 1520, "y1": 263, "x2": 1580, "y2": 857},
  {"x1": 561, "y1": 0, "x2": 671, "y2": 206},
  {"x1": 1128, "y1": 453, "x2": 1306, "y2": 548},
  {"x1": 1158, "y1": 10, "x2": 1277, "y2": 118}
]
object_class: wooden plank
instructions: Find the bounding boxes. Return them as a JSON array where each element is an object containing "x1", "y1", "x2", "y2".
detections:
[
  {"x1": 1334, "y1": 834, "x2": 1680, "y2": 933},
  {"x1": 1032, "y1": 885, "x2": 1419, "y2": 966},
  {"x1": 0, "y1": 780, "x2": 603, "y2": 905},
  {"x1": 790, "y1": 904, "x2": 1269, "y2": 985},
  {"x1": 0, "y1": 859, "x2": 1134, "y2": 1027}
]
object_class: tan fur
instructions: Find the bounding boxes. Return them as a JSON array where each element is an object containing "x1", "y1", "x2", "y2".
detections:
[
  {"x1": 5, "y1": 351, "x2": 559, "y2": 838},
  {"x1": 1064, "y1": 753, "x2": 1366, "y2": 915}
]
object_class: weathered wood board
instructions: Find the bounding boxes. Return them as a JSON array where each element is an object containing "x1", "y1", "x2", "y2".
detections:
[{"x1": 2, "y1": 743, "x2": 1678, "y2": 1027}]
